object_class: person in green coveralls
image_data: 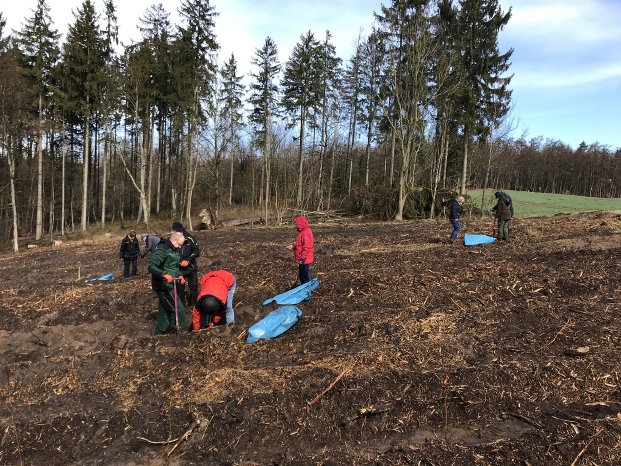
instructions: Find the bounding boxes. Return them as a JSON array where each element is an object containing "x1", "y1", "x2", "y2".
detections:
[{"x1": 148, "y1": 231, "x2": 186, "y2": 334}]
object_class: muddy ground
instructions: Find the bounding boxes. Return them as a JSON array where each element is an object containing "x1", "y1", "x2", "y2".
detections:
[{"x1": 0, "y1": 211, "x2": 620, "y2": 465}]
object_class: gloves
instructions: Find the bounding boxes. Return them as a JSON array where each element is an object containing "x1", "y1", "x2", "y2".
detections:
[
  {"x1": 163, "y1": 274, "x2": 173, "y2": 284},
  {"x1": 178, "y1": 276, "x2": 186, "y2": 285},
  {"x1": 180, "y1": 260, "x2": 189, "y2": 267}
]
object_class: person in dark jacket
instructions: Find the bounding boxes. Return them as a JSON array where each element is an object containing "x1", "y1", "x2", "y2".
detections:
[
  {"x1": 140, "y1": 234, "x2": 161, "y2": 258},
  {"x1": 191, "y1": 270, "x2": 237, "y2": 331},
  {"x1": 119, "y1": 230, "x2": 141, "y2": 277},
  {"x1": 447, "y1": 196, "x2": 465, "y2": 243},
  {"x1": 171, "y1": 222, "x2": 201, "y2": 308},
  {"x1": 148, "y1": 231, "x2": 186, "y2": 335},
  {"x1": 491, "y1": 191, "x2": 514, "y2": 218},
  {"x1": 493, "y1": 195, "x2": 513, "y2": 240},
  {"x1": 287, "y1": 216, "x2": 314, "y2": 284}
]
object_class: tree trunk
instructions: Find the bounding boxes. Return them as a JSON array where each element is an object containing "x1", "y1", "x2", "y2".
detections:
[
  {"x1": 101, "y1": 119, "x2": 109, "y2": 228},
  {"x1": 61, "y1": 129, "x2": 66, "y2": 237},
  {"x1": 296, "y1": 107, "x2": 306, "y2": 206},
  {"x1": 229, "y1": 141, "x2": 235, "y2": 206},
  {"x1": 81, "y1": 110, "x2": 90, "y2": 232},
  {"x1": 6, "y1": 133, "x2": 19, "y2": 252},
  {"x1": 35, "y1": 94, "x2": 44, "y2": 240},
  {"x1": 461, "y1": 129, "x2": 469, "y2": 195},
  {"x1": 264, "y1": 122, "x2": 271, "y2": 224}
]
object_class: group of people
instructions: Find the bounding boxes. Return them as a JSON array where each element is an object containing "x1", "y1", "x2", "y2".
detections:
[
  {"x1": 119, "y1": 216, "x2": 315, "y2": 335},
  {"x1": 446, "y1": 191, "x2": 514, "y2": 243}
]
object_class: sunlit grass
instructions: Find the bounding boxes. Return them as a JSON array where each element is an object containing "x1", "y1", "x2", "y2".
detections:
[{"x1": 468, "y1": 189, "x2": 621, "y2": 218}]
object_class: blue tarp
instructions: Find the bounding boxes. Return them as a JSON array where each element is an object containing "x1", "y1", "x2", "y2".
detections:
[
  {"x1": 262, "y1": 278, "x2": 320, "y2": 305},
  {"x1": 85, "y1": 273, "x2": 114, "y2": 282},
  {"x1": 464, "y1": 234, "x2": 496, "y2": 246},
  {"x1": 247, "y1": 306, "x2": 303, "y2": 343}
]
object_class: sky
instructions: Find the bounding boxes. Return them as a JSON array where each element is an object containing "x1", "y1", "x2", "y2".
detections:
[{"x1": 2, "y1": 0, "x2": 621, "y2": 151}]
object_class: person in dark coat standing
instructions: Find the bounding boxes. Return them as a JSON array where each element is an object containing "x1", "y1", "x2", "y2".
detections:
[
  {"x1": 447, "y1": 195, "x2": 466, "y2": 244},
  {"x1": 491, "y1": 191, "x2": 514, "y2": 218},
  {"x1": 119, "y1": 230, "x2": 141, "y2": 277},
  {"x1": 287, "y1": 216, "x2": 314, "y2": 285},
  {"x1": 172, "y1": 222, "x2": 200, "y2": 308},
  {"x1": 493, "y1": 194, "x2": 513, "y2": 240}
]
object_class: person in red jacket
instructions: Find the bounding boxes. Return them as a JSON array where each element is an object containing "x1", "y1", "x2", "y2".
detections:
[
  {"x1": 191, "y1": 270, "x2": 237, "y2": 331},
  {"x1": 287, "y1": 215, "x2": 314, "y2": 285}
]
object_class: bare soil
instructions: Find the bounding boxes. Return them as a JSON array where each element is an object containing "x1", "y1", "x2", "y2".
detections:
[{"x1": 1, "y1": 211, "x2": 620, "y2": 465}]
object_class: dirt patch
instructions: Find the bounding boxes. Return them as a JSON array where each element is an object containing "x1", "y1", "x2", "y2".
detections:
[{"x1": 1, "y1": 211, "x2": 620, "y2": 465}]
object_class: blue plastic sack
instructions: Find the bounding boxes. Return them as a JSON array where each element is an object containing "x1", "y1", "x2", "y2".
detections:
[
  {"x1": 464, "y1": 234, "x2": 496, "y2": 246},
  {"x1": 86, "y1": 273, "x2": 114, "y2": 282},
  {"x1": 247, "y1": 306, "x2": 302, "y2": 343},
  {"x1": 262, "y1": 278, "x2": 319, "y2": 305}
]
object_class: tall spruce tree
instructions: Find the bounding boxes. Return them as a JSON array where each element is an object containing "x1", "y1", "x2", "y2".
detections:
[
  {"x1": 281, "y1": 30, "x2": 322, "y2": 206},
  {"x1": 249, "y1": 37, "x2": 280, "y2": 223},
  {"x1": 100, "y1": 0, "x2": 120, "y2": 227},
  {"x1": 14, "y1": 0, "x2": 60, "y2": 240},
  {"x1": 175, "y1": 0, "x2": 219, "y2": 228},
  {"x1": 61, "y1": 0, "x2": 106, "y2": 231},
  {"x1": 376, "y1": 0, "x2": 438, "y2": 220},
  {"x1": 218, "y1": 54, "x2": 244, "y2": 209},
  {"x1": 315, "y1": 31, "x2": 341, "y2": 205},
  {"x1": 456, "y1": 0, "x2": 512, "y2": 194},
  {"x1": 139, "y1": 3, "x2": 173, "y2": 214},
  {"x1": 343, "y1": 39, "x2": 363, "y2": 194},
  {"x1": 0, "y1": 14, "x2": 28, "y2": 251},
  {"x1": 358, "y1": 30, "x2": 385, "y2": 187}
]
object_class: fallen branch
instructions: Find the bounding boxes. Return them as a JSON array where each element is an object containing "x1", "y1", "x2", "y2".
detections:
[
  {"x1": 544, "y1": 319, "x2": 573, "y2": 348},
  {"x1": 508, "y1": 411, "x2": 544, "y2": 429},
  {"x1": 137, "y1": 436, "x2": 179, "y2": 445},
  {"x1": 570, "y1": 427, "x2": 603, "y2": 466},
  {"x1": 307, "y1": 364, "x2": 354, "y2": 407},
  {"x1": 166, "y1": 417, "x2": 201, "y2": 457}
]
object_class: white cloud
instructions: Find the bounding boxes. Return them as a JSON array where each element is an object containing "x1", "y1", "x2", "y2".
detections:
[
  {"x1": 502, "y1": 0, "x2": 621, "y2": 45},
  {"x1": 514, "y1": 60, "x2": 621, "y2": 88}
]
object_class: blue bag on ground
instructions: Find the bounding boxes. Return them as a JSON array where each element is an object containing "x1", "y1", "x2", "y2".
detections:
[
  {"x1": 262, "y1": 278, "x2": 320, "y2": 305},
  {"x1": 86, "y1": 273, "x2": 114, "y2": 282},
  {"x1": 464, "y1": 234, "x2": 497, "y2": 246},
  {"x1": 247, "y1": 306, "x2": 303, "y2": 343}
]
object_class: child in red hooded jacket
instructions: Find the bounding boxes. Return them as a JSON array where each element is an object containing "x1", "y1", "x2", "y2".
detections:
[
  {"x1": 287, "y1": 216, "x2": 314, "y2": 284},
  {"x1": 191, "y1": 270, "x2": 236, "y2": 331}
]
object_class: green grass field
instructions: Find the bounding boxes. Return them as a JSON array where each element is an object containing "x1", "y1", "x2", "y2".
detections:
[{"x1": 468, "y1": 189, "x2": 621, "y2": 218}]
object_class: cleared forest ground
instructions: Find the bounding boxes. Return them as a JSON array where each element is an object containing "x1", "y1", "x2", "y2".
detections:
[{"x1": 1, "y1": 211, "x2": 620, "y2": 465}]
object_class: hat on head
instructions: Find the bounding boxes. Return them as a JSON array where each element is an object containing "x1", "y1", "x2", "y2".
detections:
[
  {"x1": 141, "y1": 233, "x2": 148, "y2": 241},
  {"x1": 196, "y1": 295, "x2": 223, "y2": 315},
  {"x1": 171, "y1": 222, "x2": 184, "y2": 233}
]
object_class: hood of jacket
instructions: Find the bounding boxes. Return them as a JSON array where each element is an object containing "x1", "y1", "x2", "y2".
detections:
[{"x1": 294, "y1": 216, "x2": 309, "y2": 232}]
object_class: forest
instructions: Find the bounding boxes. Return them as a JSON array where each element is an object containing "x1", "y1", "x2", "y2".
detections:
[{"x1": 1, "y1": 0, "x2": 620, "y2": 251}]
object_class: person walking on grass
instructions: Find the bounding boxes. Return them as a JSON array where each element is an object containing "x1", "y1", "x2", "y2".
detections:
[
  {"x1": 447, "y1": 195, "x2": 466, "y2": 244},
  {"x1": 119, "y1": 230, "x2": 141, "y2": 278},
  {"x1": 148, "y1": 231, "x2": 186, "y2": 335},
  {"x1": 287, "y1": 216, "x2": 314, "y2": 285}
]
